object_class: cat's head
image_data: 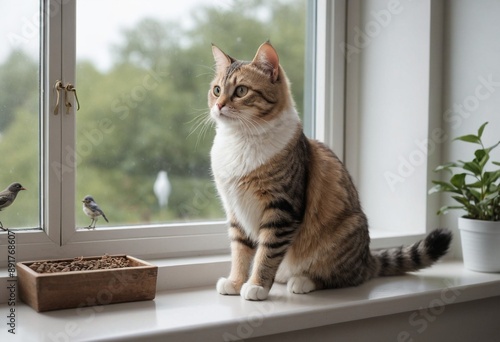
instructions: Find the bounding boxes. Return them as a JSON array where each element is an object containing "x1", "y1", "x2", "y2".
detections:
[{"x1": 208, "y1": 42, "x2": 295, "y2": 132}]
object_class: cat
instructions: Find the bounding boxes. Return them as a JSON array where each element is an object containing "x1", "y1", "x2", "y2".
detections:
[{"x1": 208, "y1": 42, "x2": 452, "y2": 301}]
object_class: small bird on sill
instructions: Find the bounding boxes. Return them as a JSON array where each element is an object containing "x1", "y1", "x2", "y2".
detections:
[
  {"x1": 82, "y1": 195, "x2": 109, "y2": 229},
  {"x1": 0, "y1": 182, "x2": 27, "y2": 231}
]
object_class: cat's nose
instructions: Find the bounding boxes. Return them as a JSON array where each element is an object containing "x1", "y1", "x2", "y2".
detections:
[{"x1": 217, "y1": 102, "x2": 225, "y2": 110}]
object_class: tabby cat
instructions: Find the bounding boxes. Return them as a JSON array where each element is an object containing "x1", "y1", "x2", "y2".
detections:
[{"x1": 208, "y1": 42, "x2": 452, "y2": 301}]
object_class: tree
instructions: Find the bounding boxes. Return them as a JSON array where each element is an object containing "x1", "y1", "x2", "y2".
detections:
[{"x1": 0, "y1": 50, "x2": 38, "y2": 132}]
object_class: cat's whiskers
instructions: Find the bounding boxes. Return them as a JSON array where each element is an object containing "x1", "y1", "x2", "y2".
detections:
[
  {"x1": 186, "y1": 110, "x2": 210, "y2": 136},
  {"x1": 238, "y1": 115, "x2": 264, "y2": 136},
  {"x1": 237, "y1": 113, "x2": 273, "y2": 137},
  {"x1": 187, "y1": 110, "x2": 214, "y2": 150},
  {"x1": 238, "y1": 115, "x2": 292, "y2": 158},
  {"x1": 195, "y1": 64, "x2": 217, "y2": 78},
  {"x1": 252, "y1": 115, "x2": 275, "y2": 133}
]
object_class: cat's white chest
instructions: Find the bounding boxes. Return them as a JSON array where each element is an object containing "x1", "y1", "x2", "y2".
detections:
[
  {"x1": 210, "y1": 107, "x2": 301, "y2": 237},
  {"x1": 211, "y1": 134, "x2": 272, "y2": 239},
  {"x1": 211, "y1": 133, "x2": 270, "y2": 179},
  {"x1": 219, "y1": 178, "x2": 263, "y2": 241}
]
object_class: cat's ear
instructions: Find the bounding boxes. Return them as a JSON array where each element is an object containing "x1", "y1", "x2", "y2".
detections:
[
  {"x1": 251, "y1": 42, "x2": 279, "y2": 83},
  {"x1": 212, "y1": 44, "x2": 234, "y2": 73}
]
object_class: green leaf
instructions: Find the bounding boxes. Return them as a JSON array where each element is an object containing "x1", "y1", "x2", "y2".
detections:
[
  {"x1": 428, "y1": 185, "x2": 440, "y2": 195},
  {"x1": 488, "y1": 183, "x2": 499, "y2": 193},
  {"x1": 493, "y1": 161, "x2": 500, "y2": 167},
  {"x1": 468, "y1": 189, "x2": 482, "y2": 202},
  {"x1": 462, "y1": 161, "x2": 482, "y2": 176},
  {"x1": 485, "y1": 141, "x2": 500, "y2": 153},
  {"x1": 478, "y1": 192, "x2": 499, "y2": 206},
  {"x1": 450, "y1": 173, "x2": 466, "y2": 188},
  {"x1": 466, "y1": 180, "x2": 483, "y2": 188},
  {"x1": 491, "y1": 170, "x2": 500, "y2": 183},
  {"x1": 485, "y1": 192, "x2": 499, "y2": 201},
  {"x1": 428, "y1": 181, "x2": 460, "y2": 195},
  {"x1": 474, "y1": 149, "x2": 489, "y2": 168},
  {"x1": 437, "y1": 205, "x2": 463, "y2": 215},
  {"x1": 477, "y1": 122, "x2": 488, "y2": 138},
  {"x1": 433, "y1": 162, "x2": 458, "y2": 173},
  {"x1": 430, "y1": 180, "x2": 453, "y2": 187},
  {"x1": 474, "y1": 149, "x2": 486, "y2": 160},
  {"x1": 452, "y1": 196, "x2": 470, "y2": 206},
  {"x1": 464, "y1": 204, "x2": 481, "y2": 219},
  {"x1": 484, "y1": 170, "x2": 500, "y2": 186},
  {"x1": 454, "y1": 134, "x2": 481, "y2": 144}
]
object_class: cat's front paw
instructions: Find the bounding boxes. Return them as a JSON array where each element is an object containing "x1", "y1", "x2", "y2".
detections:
[
  {"x1": 241, "y1": 283, "x2": 269, "y2": 301},
  {"x1": 287, "y1": 276, "x2": 316, "y2": 294},
  {"x1": 217, "y1": 277, "x2": 240, "y2": 295}
]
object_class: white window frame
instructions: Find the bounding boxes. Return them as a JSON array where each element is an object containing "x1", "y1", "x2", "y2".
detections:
[
  {"x1": 0, "y1": 0, "x2": 443, "y2": 267},
  {"x1": 342, "y1": 0, "x2": 443, "y2": 248}
]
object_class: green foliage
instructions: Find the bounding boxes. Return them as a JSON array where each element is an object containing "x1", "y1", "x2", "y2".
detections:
[
  {"x1": 0, "y1": 50, "x2": 38, "y2": 133},
  {"x1": 0, "y1": 49, "x2": 40, "y2": 227},
  {"x1": 429, "y1": 122, "x2": 500, "y2": 221},
  {"x1": 0, "y1": 108, "x2": 40, "y2": 228}
]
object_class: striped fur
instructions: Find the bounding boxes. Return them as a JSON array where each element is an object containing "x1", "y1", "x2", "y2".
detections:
[{"x1": 209, "y1": 42, "x2": 452, "y2": 301}]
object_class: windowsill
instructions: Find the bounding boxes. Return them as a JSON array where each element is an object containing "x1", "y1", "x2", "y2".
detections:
[
  {"x1": 0, "y1": 228, "x2": 422, "y2": 295},
  {"x1": 1, "y1": 260, "x2": 499, "y2": 341}
]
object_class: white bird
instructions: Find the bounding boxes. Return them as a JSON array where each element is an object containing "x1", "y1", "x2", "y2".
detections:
[{"x1": 154, "y1": 170, "x2": 171, "y2": 209}]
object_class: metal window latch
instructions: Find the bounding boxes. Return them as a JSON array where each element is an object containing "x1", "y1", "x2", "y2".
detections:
[
  {"x1": 54, "y1": 80, "x2": 80, "y2": 115},
  {"x1": 53, "y1": 80, "x2": 64, "y2": 115}
]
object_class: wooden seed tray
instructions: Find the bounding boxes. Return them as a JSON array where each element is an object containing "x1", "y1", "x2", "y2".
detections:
[{"x1": 17, "y1": 255, "x2": 157, "y2": 312}]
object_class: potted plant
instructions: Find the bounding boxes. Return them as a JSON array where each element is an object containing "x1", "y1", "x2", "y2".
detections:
[{"x1": 429, "y1": 122, "x2": 500, "y2": 272}]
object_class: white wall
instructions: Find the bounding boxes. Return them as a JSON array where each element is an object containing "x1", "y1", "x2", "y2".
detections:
[{"x1": 441, "y1": 0, "x2": 500, "y2": 257}]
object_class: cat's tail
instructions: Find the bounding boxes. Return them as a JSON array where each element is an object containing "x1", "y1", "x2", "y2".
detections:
[{"x1": 372, "y1": 228, "x2": 452, "y2": 277}]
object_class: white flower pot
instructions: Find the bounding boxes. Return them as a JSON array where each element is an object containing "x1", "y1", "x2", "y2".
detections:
[{"x1": 458, "y1": 217, "x2": 500, "y2": 272}]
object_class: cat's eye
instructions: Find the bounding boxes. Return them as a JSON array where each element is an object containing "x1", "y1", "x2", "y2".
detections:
[
  {"x1": 235, "y1": 86, "x2": 248, "y2": 98},
  {"x1": 213, "y1": 85, "x2": 221, "y2": 97}
]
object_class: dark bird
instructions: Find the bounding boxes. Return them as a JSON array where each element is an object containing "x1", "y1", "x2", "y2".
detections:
[
  {"x1": 82, "y1": 195, "x2": 109, "y2": 229},
  {"x1": 0, "y1": 182, "x2": 27, "y2": 230}
]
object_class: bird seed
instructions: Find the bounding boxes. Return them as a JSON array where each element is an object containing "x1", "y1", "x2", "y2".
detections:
[{"x1": 28, "y1": 254, "x2": 130, "y2": 273}]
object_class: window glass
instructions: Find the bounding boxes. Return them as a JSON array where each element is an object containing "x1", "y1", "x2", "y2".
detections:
[
  {"x1": 75, "y1": 0, "x2": 306, "y2": 228},
  {"x1": 0, "y1": 0, "x2": 41, "y2": 229}
]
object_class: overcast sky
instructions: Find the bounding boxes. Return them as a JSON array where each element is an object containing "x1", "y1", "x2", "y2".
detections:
[{"x1": 1, "y1": 0, "x2": 228, "y2": 70}]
